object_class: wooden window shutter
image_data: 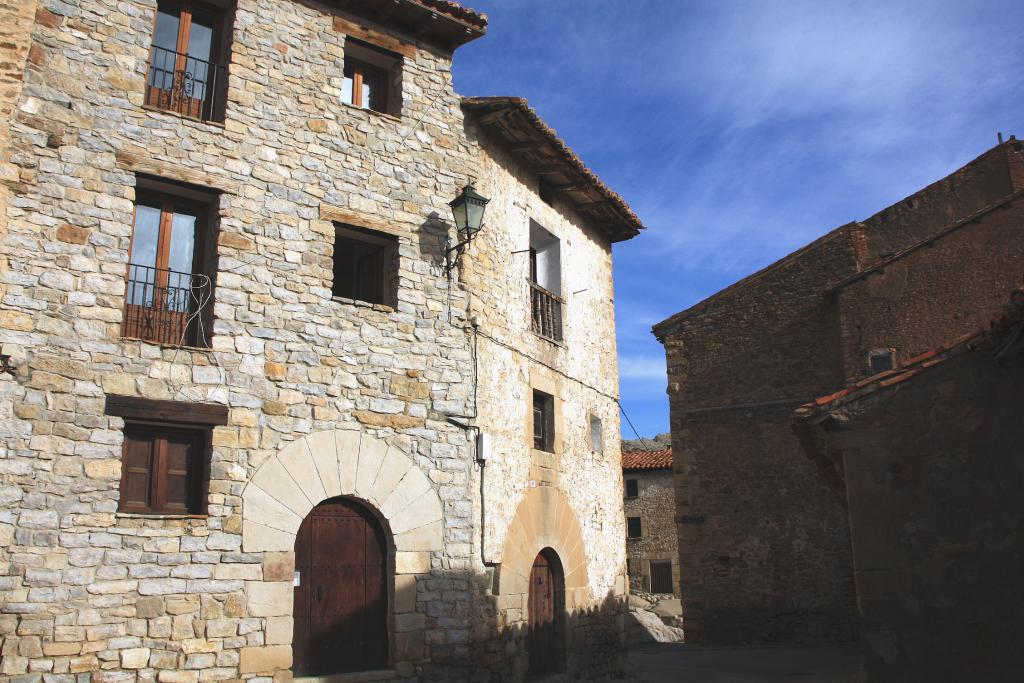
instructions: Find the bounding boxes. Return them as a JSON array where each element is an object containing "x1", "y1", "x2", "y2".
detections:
[{"x1": 120, "y1": 431, "x2": 156, "y2": 513}]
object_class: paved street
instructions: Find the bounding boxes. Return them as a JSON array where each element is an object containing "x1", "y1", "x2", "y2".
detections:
[{"x1": 626, "y1": 642, "x2": 863, "y2": 683}]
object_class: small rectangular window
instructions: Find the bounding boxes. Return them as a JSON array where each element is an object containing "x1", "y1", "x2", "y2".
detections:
[
  {"x1": 332, "y1": 224, "x2": 398, "y2": 306},
  {"x1": 869, "y1": 349, "x2": 895, "y2": 374},
  {"x1": 590, "y1": 414, "x2": 603, "y2": 454},
  {"x1": 341, "y1": 38, "x2": 401, "y2": 117},
  {"x1": 532, "y1": 390, "x2": 555, "y2": 453},
  {"x1": 120, "y1": 424, "x2": 208, "y2": 515},
  {"x1": 627, "y1": 516, "x2": 642, "y2": 538},
  {"x1": 624, "y1": 479, "x2": 638, "y2": 498},
  {"x1": 649, "y1": 560, "x2": 674, "y2": 594}
]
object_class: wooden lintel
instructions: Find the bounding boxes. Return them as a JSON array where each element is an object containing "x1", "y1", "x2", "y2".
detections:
[
  {"x1": 332, "y1": 14, "x2": 417, "y2": 59},
  {"x1": 105, "y1": 395, "x2": 229, "y2": 426}
]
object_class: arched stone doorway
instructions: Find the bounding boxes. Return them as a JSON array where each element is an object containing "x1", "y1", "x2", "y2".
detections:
[
  {"x1": 292, "y1": 496, "x2": 389, "y2": 676},
  {"x1": 527, "y1": 548, "x2": 565, "y2": 676}
]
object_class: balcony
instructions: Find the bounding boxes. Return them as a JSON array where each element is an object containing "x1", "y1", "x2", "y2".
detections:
[
  {"x1": 145, "y1": 46, "x2": 227, "y2": 123},
  {"x1": 122, "y1": 264, "x2": 212, "y2": 347},
  {"x1": 530, "y1": 281, "x2": 564, "y2": 343}
]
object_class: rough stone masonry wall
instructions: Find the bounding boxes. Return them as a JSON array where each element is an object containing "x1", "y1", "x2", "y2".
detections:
[
  {"x1": 659, "y1": 227, "x2": 861, "y2": 644},
  {"x1": 623, "y1": 469, "x2": 678, "y2": 596},
  {"x1": 837, "y1": 195, "x2": 1024, "y2": 383},
  {"x1": 657, "y1": 140, "x2": 1024, "y2": 645},
  {"x1": 457, "y1": 126, "x2": 628, "y2": 680},
  {"x1": 0, "y1": 0, "x2": 489, "y2": 677},
  {"x1": 820, "y1": 350, "x2": 1024, "y2": 681},
  {"x1": 0, "y1": 0, "x2": 630, "y2": 679}
]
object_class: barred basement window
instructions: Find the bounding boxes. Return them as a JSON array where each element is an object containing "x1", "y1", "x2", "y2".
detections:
[
  {"x1": 624, "y1": 478, "x2": 638, "y2": 498},
  {"x1": 627, "y1": 516, "x2": 642, "y2": 538}
]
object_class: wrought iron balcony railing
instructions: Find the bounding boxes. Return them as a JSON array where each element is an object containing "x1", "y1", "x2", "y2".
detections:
[
  {"x1": 145, "y1": 45, "x2": 227, "y2": 123},
  {"x1": 122, "y1": 264, "x2": 213, "y2": 347},
  {"x1": 530, "y1": 281, "x2": 564, "y2": 343}
]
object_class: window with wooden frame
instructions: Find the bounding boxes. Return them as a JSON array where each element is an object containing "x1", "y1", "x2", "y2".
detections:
[
  {"x1": 332, "y1": 224, "x2": 399, "y2": 307},
  {"x1": 624, "y1": 478, "x2": 638, "y2": 498},
  {"x1": 123, "y1": 178, "x2": 218, "y2": 347},
  {"x1": 107, "y1": 395, "x2": 227, "y2": 516},
  {"x1": 533, "y1": 389, "x2": 555, "y2": 453},
  {"x1": 120, "y1": 424, "x2": 209, "y2": 515},
  {"x1": 341, "y1": 38, "x2": 402, "y2": 117},
  {"x1": 528, "y1": 220, "x2": 563, "y2": 342},
  {"x1": 627, "y1": 516, "x2": 642, "y2": 538},
  {"x1": 146, "y1": 0, "x2": 232, "y2": 122}
]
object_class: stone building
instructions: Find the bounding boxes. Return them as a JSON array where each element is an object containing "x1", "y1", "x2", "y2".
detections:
[
  {"x1": 621, "y1": 448, "x2": 679, "y2": 598},
  {"x1": 794, "y1": 289, "x2": 1024, "y2": 681},
  {"x1": 652, "y1": 140, "x2": 1024, "y2": 644},
  {"x1": 0, "y1": 0, "x2": 642, "y2": 680}
]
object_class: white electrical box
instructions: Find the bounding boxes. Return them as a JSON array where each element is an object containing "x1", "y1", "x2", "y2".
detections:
[{"x1": 476, "y1": 432, "x2": 491, "y2": 462}]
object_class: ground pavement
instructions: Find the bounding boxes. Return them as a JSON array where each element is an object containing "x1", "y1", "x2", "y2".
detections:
[{"x1": 625, "y1": 642, "x2": 863, "y2": 682}]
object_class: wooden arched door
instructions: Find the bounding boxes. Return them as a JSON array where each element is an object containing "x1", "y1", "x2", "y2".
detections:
[
  {"x1": 293, "y1": 497, "x2": 388, "y2": 676},
  {"x1": 527, "y1": 549, "x2": 564, "y2": 676}
]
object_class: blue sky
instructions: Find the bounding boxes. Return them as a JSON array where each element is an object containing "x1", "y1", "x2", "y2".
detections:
[{"x1": 451, "y1": 0, "x2": 1024, "y2": 438}]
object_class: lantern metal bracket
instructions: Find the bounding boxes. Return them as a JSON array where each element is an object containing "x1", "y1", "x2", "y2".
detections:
[{"x1": 444, "y1": 234, "x2": 475, "y2": 278}]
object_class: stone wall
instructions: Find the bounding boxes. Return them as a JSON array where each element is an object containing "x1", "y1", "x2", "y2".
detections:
[
  {"x1": 0, "y1": 0, "x2": 630, "y2": 679},
  {"x1": 805, "y1": 347, "x2": 1024, "y2": 681},
  {"x1": 622, "y1": 469, "x2": 678, "y2": 597},
  {"x1": 836, "y1": 193, "x2": 1024, "y2": 383},
  {"x1": 654, "y1": 140, "x2": 1024, "y2": 644}
]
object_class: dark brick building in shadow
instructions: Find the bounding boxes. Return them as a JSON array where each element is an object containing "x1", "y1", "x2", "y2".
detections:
[{"x1": 652, "y1": 139, "x2": 1024, "y2": 646}]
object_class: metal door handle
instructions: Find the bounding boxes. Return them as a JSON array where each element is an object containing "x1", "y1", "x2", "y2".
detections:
[{"x1": 315, "y1": 585, "x2": 323, "y2": 603}]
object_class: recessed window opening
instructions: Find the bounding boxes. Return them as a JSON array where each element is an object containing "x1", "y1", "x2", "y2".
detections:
[
  {"x1": 529, "y1": 220, "x2": 563, "y2": 342},
  {"x1": 869, "y1": 349, "x2": 895, "y2": 374},
  {"x1": 627, "y1": 516, "x2": 642, "y2": 538},
  {"x1": 649, "y1": 560, "x2": 674, "y2": 594},
  {"x1": 590, "y1": 414, "x2": 603, "y2": 454},
  {"x1": 146, "y1": 0, "x2": 232, "y2": 122},
  {"x1": 533, "y1": 390, "x2": 555, "y2": 453},
  {"x1": 120, "y1": 423, "x2": 209, "y2": 515},
  {"x1": 342, "y1": 37, "x2": 402, "y2": 117},
  {"x1": 123, "y1": 176, "x2": 218, "y2": 347},
  {"x1": 332, "y1": 224, "x2": 398, "y2": 307},
  {"x1": 624, "y1": 478, "x2": 638, "y2": 498}
]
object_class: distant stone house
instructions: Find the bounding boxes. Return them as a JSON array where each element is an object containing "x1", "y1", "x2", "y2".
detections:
[
  {"x1": 653, "y1": 140, "x2": 1024, "y2": 644},
  {"x1": 621, "y1": 448, "x2": 679, "y2": 597},
  {"x1": 0, "y1": 1, "x2": 643, "y2": 681}
]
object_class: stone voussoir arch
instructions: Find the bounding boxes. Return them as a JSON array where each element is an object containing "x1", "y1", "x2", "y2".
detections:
[
  {"x1": 241, "y1": 429, "x2": 443, "y2": 554},
  {"x1": 496, "y1": 485, "x2": 590, "y2": 610}
]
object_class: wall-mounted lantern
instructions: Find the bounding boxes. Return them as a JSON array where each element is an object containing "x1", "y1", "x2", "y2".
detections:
[{"x1": 445, "y1": 183, "x2": 490, "y2": 277}]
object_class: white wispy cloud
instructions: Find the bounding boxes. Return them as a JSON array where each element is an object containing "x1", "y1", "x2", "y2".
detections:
[{"x1": 617, "y1": 355, "x2": 667, "y2": 381}]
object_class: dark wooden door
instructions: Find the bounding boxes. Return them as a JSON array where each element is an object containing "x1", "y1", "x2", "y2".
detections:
[
  {"x1": 293, "y1": 498, "x2": 388, "y2": 676},
  {"x1": 527, "y1": 552, "x2": 557, "y2": 675},
  {"x1": 650, "y1": 560, "x2": 674, "y2": 594}
]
